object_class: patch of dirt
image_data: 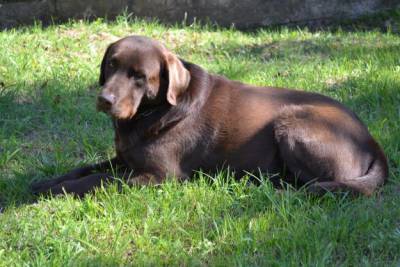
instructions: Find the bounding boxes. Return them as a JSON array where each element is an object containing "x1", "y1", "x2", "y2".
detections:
[
  {"x1": 57, "y1": 28, "x2": 85, "y2": 38},
  {"x1": 89, "y1": 32, "x2": 119, "y2": 43}
]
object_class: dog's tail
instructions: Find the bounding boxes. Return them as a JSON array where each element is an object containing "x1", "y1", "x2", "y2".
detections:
[
  {"x1": 308, "y1": 140, "x2": 388, "y2": 196},
  {"x1": 343, "y1": 143, "x2": 388, "y2": 196}
]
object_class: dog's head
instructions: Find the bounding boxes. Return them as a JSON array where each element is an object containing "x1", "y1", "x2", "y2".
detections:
[{"x1": 97, "y1": 35, "x2": 191, "y2": 120}]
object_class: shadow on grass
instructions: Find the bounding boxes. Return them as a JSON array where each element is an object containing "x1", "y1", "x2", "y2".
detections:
[
  {"x1": 225, "y1": 38, "x2": 400, "y2": 65},
  {"x1": 2, "y1": 8, "x2": 400, "y2": 35},
  {"x1": 0, "y1": 79, "x2": 112, "y2": 209},
  {"x1": 254, "y1": 8, "x2": 400, "y2": 34}
]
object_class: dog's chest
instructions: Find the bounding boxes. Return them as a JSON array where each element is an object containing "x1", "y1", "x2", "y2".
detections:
[
  {"x1": 114, "y1": 120, "x2": 210, "y2": 174},
  {"x1": 114, "y1": 128, "x2": 178, "y2": 170}
]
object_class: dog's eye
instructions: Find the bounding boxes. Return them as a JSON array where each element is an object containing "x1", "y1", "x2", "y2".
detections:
[
  {"x1": 128, "y1": 69, "x2": 146, "y2": 80},
  {"x1": 108, "y1": 60, "x2": 116, "y2": 69}
]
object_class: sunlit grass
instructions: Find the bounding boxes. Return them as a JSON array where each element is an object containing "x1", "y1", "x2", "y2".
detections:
[{"x1": 0, "y1": 13, "x2": 399, "y2": 265}]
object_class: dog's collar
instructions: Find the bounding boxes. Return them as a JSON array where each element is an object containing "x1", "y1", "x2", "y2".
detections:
[{"x1": 136, "y1": 107, "x2": 159, "y2": 118}]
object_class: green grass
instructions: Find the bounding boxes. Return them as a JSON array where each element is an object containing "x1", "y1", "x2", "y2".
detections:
[{"x1": 1, "y1": 14, "x2": 400, "y2": 266}]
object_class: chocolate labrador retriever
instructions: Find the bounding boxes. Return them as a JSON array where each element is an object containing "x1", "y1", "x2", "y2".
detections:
[{"x1": 31, "y1": 35, "x2": 388, "y2": 197}]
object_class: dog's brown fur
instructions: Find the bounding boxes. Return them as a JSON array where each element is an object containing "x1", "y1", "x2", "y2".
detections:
[{"x1": 31, "y1": 35, "x2": 388, "y2": 197}]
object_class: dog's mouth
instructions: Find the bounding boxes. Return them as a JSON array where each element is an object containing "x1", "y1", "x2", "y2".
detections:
[
  {"x1": 96, "y1": 97, "x2": 112, "y2": 114},
  {"x1": 96, "y1": 98, "x2": 138, "y2": 120}
]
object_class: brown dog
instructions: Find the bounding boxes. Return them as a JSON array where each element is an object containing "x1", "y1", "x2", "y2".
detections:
[{"x1": 31, "y1": 35, "x2": 388, "y2": 197}]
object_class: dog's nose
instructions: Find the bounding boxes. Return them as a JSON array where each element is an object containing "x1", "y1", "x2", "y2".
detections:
[{"x1": 98, "y1": 93, "x2": 116, "y2": 106}]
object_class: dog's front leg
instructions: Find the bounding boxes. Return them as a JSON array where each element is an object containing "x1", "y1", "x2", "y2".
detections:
[
  {"x1": 44, "y1": 173, "x2": 117, "y2": 197},
  {"x1": 46, "y1": 172, "x2": 163, "y2": 197},
  {"x1": 31, "y1": 157, "x2": 126, "y2": 195}
]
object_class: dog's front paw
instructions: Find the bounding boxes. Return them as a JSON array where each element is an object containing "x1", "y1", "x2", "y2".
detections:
[{"x1": 30, "y1": 179, "x2": 58, "y2": 195}]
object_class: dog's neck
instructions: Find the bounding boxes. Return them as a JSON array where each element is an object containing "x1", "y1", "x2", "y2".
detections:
[{"x1": 135, "y1": 102, "x2": 168, "y2": 119}]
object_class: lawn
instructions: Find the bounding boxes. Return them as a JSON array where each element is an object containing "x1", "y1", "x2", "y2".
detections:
[{"x1": 0, "y1": 12, "x2": 400, "y2": 266}]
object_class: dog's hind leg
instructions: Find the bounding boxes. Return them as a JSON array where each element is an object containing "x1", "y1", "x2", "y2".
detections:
[{"x1": 273, "y1": 105, "x2": 388, "y2": 196}]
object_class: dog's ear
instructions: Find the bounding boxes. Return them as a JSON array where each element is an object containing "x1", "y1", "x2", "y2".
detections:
[
  {"x1": 163, "y1": 52, "x2": 191, "y2": 106},
  {"x1": 99, "y1": 44, "x2": 113, "y2": 86}
]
